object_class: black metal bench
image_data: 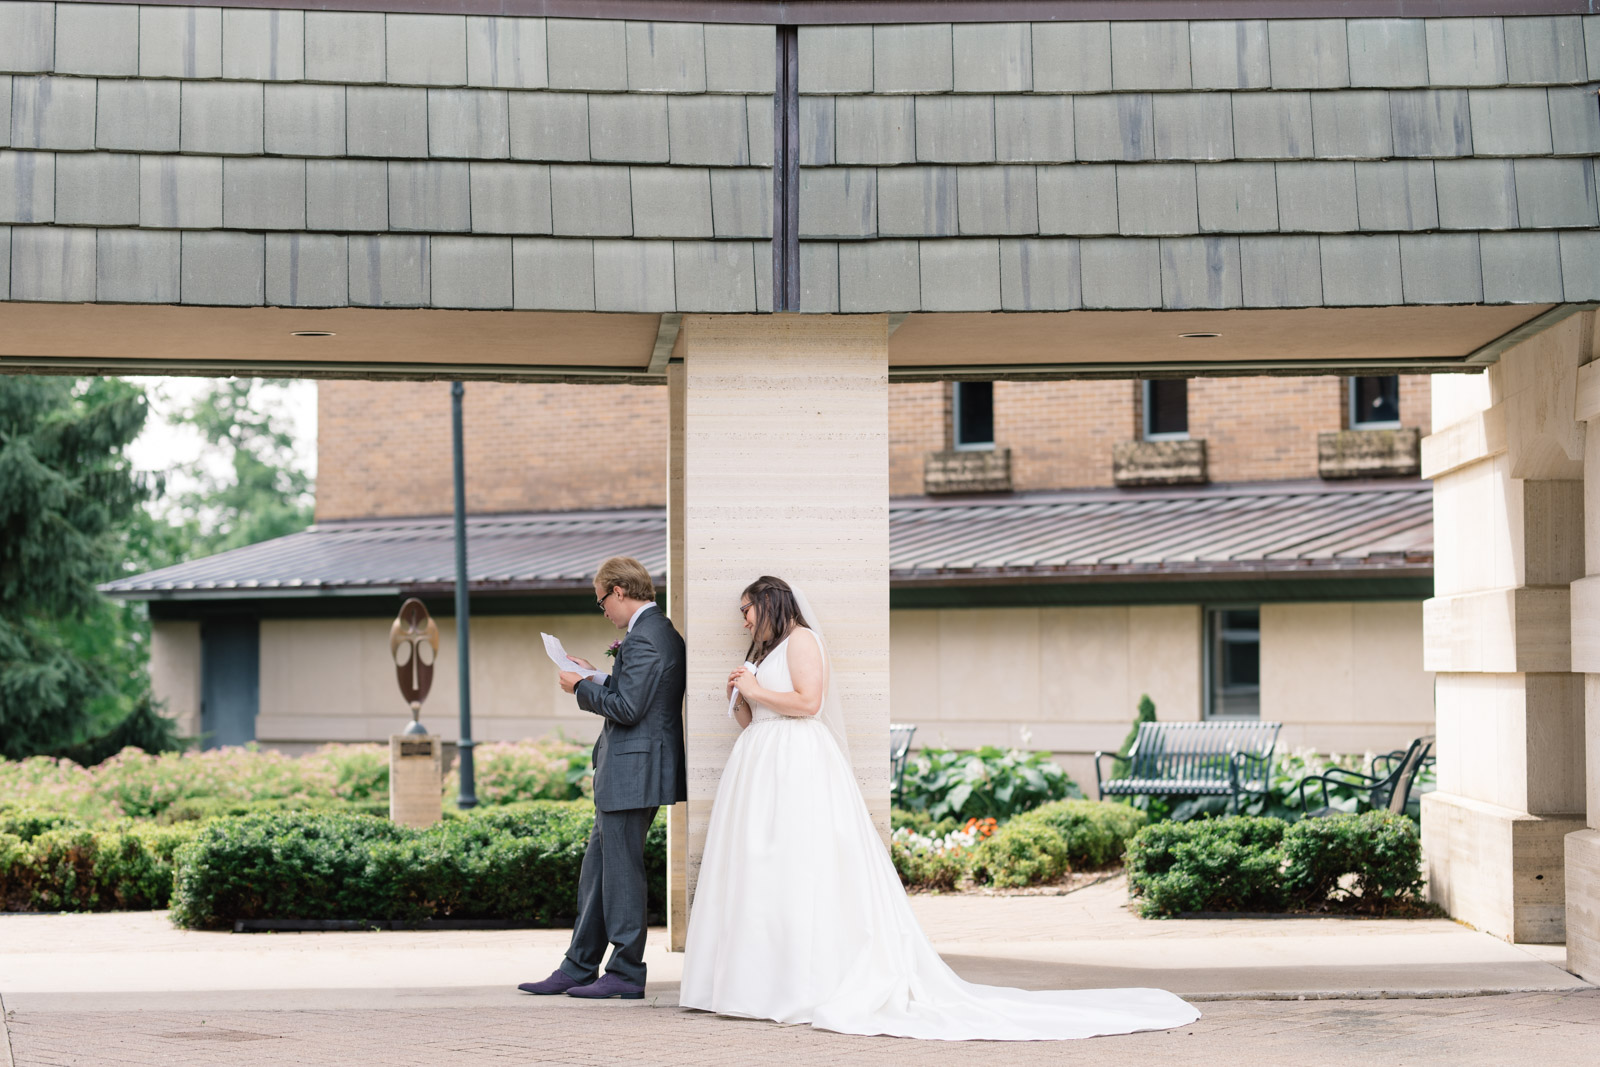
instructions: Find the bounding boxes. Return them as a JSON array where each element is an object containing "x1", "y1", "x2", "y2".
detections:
[
  {"x1": 889, "y1": 723, "x2": 917, "y2": 804},
  {"x1": 1095, "y1": 721, "x2": 1282, "y2": 813},
  {"x1": 1297, "y1": 734, "x2": 1434, "y2": 817}
]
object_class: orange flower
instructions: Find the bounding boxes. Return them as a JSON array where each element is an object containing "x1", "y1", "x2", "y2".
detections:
[{"x1": 963, "y1": 816, "x2": 999, "y2": 839}]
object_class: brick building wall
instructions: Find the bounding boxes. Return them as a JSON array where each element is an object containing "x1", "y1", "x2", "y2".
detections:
[
  {"x1": 997, "y1": 380, "x2": 1137, "y2": 494},
  {"x1": 316, "y1": 380, "x2": 667, "y2": 521},
  {"x1": 888, "y1": 373, "x2": 1434, "y2": 495},
  {"x1": 1189, "y1": 377, "x2": 1345, "y2": 484},
  {"x1": 888, "y1": 382, "x2": 947, "y2": 497},
  {"x1": 319, "y1": 371, "x2": 1436, "y2": 516}
]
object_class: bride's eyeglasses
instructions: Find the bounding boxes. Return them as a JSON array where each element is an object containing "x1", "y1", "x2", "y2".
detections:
[{"x1": 738, "y1": 602, "x2": 754, "y2": 619}]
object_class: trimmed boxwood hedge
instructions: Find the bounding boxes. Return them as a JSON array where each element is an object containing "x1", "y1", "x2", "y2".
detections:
[
  {"x1": 153, "y1": 796, "x2": 393, "y2": 824},
  {"x1": 167, "y1": 802, "x2": 667, "y2": 929},
  {"x1": 1126, "y1": 811, "x2": 1424, "y2": 917},
  {"x1": 0, "y1": 810, "x2": 201, "y2": 912},
  {"x1": 968, "y1": 799, "x2": 1148, "y2": 887},
  {"x1": 1017, "y1": 798, "x2": 1149, "y2": 869}
]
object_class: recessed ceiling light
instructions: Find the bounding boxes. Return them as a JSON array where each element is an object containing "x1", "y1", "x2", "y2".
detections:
[
  {"x1": 291, "y1": 331, "x2": 336, "y2": 338},
  {"x1": 1179, "y1": 332, "x2": 1220, "y2": 339}
]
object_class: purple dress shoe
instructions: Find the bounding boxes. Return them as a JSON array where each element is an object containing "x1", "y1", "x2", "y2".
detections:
[
  {"x1": 566, "y1": 973, "x2": 645, "y2": 1000},
  {"x1": 518, "y1": 969, "x2": 586, "y2": 995}
]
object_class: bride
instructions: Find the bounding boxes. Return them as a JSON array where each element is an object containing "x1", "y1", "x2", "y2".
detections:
[{"x1": 678, "y1": 575, "x2": 1199, "y2": 1041}]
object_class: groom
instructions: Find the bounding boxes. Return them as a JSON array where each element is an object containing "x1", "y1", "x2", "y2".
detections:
[{"x1": 518, "y1": 556, "x2": 687, "y2": 1001}]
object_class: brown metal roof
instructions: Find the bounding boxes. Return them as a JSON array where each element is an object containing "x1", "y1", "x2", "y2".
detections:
[
  {"x1": 891, "y1": 480, "x2": 1432, "y2": 587},
  {"x1": 101, "y1": 510, "x2": 667, "y2": 599},
  {"x1": 101, "y1": 480, "x2": 1431, "y2": 600}
]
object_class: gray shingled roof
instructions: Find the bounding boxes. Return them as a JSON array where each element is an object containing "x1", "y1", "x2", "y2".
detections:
[
  {"x1": 101, "y1": 481, "x2": 1431, "y2": 600},
  {"x1": 3, "y1": 11, "x2": 1597, "y2": 315}
]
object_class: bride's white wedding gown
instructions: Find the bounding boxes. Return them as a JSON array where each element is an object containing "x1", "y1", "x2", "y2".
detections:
[{"x1": 679, "y1": 627, "x2": 1199, "y2": 1040}]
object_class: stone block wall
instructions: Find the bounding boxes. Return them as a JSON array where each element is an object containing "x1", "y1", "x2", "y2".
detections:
[{"x1": 796, "y1": 15, "x2": 1600, "y2": 314}]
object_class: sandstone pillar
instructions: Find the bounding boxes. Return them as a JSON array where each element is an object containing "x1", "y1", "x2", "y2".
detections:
[
  {"x1": 676, "y1": 314, "x2": 891, "y2": 918},
  {"x1": 665, "y1": 359, "x2": 689, "y2": 951},
  {"x1": 1422, "y1": 312, "x2": 1590, "y2": 944},
  {"x1": 1567, "y1": 315, "x2": 1600, "y2": 980},
  {"x1": 389, "y1": 734, "x2": 443, "y2": 828}
]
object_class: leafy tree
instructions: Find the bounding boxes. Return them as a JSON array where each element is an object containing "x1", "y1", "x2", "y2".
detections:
[
  {"x1": 0, "y1": 376, "x2": 178, "y2": 760},
  {"x1": 166, "y1": 379, "x2": 314, "y2": 558}
]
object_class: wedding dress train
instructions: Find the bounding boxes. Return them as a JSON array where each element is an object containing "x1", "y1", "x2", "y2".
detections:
[{"x1": 679, "y1": 627, "x2": 1200, "y2": 1041}]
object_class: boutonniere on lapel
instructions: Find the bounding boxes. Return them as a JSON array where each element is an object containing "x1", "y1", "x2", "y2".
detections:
[{"x1": 605, "y1": 640, "x2": 622, "y2": 660}]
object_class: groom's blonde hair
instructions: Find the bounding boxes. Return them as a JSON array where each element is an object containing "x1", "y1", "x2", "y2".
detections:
[{"x1": 595, "y1": 556, "x2": 656, "y2": 602}]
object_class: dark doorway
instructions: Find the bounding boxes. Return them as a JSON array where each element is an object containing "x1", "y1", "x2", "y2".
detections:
[{"x1": 200, "y1": 618, "x2": 260, "y2": 749}]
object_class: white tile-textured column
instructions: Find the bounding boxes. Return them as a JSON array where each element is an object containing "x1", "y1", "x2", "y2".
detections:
[
  {"x1": 1567, "y1": 315, "x2": 1600, "y2": 981},
  {"x1": 679, "y1": 314, "x2": 891, "y2": 915},
  {"x1": 1422, "y1": 312, "x2": 1591, "y2": 944}
]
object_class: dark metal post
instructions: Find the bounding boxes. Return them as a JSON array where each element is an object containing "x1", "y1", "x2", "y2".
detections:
[
  {"x1": 451, "y1": 381, "x2": 477, "y2": 809},
  {"x1": 772, "y1": 24, "x2": 800, "y2": 311}
]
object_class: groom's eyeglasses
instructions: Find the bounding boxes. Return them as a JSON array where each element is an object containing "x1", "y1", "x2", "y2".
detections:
[{"x1": 597, "y1": 590, "x2": 616, "y2": 612}]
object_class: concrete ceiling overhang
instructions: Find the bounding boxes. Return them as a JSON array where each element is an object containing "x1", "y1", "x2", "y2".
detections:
[{"x1": 0, "y1": 300, "x2": 1568, "y2": 383}]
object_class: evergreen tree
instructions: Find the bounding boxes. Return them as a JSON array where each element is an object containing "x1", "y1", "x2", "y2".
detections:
[
  {"x1": 1120, "y1": 694, "x2": 1158, "y2": 758},
  {"x1": 0, "y1": 376, "x2": 171, "y2": 759}
]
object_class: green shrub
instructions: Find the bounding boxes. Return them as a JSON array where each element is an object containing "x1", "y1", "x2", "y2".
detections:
[
  {"x1": 0, "y1": 821, "x2": 200, "y2": 911},
  {"x1": 168, "y1": 811, "x2": 411, "y2": 928},
  {"x1": 1126, "y1": 816, "x2": 1289, "y2": 917},
  {"x1": 898, "y1": 746, "x2": 1082, "y2": 823},
  {"x1": 154, "y1": 796, "x2": 391, "y2": 824},
  {"x1": 889, "y1": 808, "x2": 959, "y2": 840},
  {"x1": 970, "y1": 821, "x2": 1070, "y2": 888},
  {"x1": 1015, "y1": 799, "x2": 1148, "y2": 870},
  {"x1": 318, "y1": 746, "x2": 390, "y2": 802},
  {"x1": 0, "y1": 807, "x2": 86, "y2": 841},
  {"x1": 167, "y1": 803, "x2": 665, "y2": 930},
  {"x1": 890, "y1": 832, "x2": 969, "y2": 891},
  {"x1": 0, "y1": 738, "x2": 598, "y2": 824},
  {"x1": 887, "y1": 800, "x2": 1146, "y2": 891},
  {"x1": 445, "y1": 739, "x2": 595, "y2": 805},
  {"x1": 1282, "y1": 811, "x2": 1424, "y2": 914}
]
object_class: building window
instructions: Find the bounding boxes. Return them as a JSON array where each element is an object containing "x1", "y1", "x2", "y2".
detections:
[
  {"x1": 953, "y1": 381, "x2": 995, "y2": 450},
  {"x1": 1206, "y1": 607, "x2": 1260, "y2": 719},
  {"x1": 1350, "y1": 375, "x2": 1401, "y2": 429},
  {"x1": 1143, "y1": 379, "x2": 1189, "y2": 440}
]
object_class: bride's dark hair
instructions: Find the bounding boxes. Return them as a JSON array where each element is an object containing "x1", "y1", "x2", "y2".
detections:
[{"x1": 742, "y1": 576, "x2": 811, "y2": 664}]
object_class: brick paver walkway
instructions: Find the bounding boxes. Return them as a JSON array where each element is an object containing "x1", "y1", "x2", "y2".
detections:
[
  {"x1": 3, "y1": 877, "x2": 1592, "y2": 1065},
  {"x1": 7, "y1": 991, "x2": 1599, "y2": 1066}
]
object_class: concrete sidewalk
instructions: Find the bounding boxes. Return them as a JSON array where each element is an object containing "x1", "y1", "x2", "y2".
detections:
[{"x1": 2, "y1": 876, "x2": 1593, "y2": 1065}]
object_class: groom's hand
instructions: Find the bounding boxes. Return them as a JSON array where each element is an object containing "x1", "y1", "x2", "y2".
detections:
[
  {"x1": 569, "y1": 656, "x2": 596, "y2": 670},
  {"x1": 559, "y1": 671, "x2": 582, "y2": 694}
]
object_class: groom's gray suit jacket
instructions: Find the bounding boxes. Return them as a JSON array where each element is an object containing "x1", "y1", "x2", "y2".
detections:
[{"x1": 574, "y1": 605, "x2": 688, "y2": 813}]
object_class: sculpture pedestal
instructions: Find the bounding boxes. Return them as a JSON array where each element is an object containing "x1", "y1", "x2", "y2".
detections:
[{"x1": 390, "y1": 734, "x2": 443, "y2": 828}]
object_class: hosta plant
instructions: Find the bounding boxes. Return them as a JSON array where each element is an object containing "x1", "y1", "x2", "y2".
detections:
[{"x1": 898, "y1": 746, "x2": 1082, "y2": 823}]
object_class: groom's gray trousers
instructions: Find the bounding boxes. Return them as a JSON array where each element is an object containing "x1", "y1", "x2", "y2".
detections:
[
  {"x1": 560, "y1": 804, "x2": 659, "y2": 987},
  {"x1": 564, "y1": 607, "x2": 686, "y2": 988}
]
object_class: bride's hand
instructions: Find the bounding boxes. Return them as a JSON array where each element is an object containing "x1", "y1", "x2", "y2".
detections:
[{"x1": 730, "y1": 666, "x2": 759, "y2": 702}]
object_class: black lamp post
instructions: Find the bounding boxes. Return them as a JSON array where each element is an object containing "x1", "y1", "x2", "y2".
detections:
[{"x1": 452, "y1": 381, "x2": 477, "y2": 809}]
